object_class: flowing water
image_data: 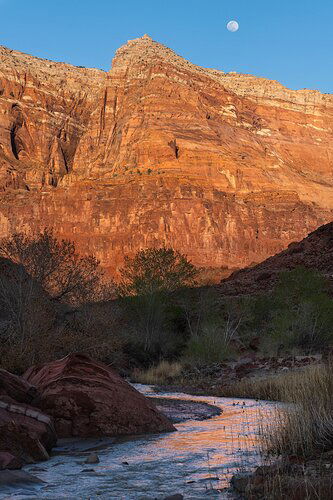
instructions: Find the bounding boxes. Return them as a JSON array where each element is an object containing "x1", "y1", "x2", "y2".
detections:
[{"x1": 1, "y1": 385, "x2": 277, "y2": 499}]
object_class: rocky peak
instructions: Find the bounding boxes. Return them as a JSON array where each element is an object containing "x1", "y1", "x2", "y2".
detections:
[
  {"x1": 110, "y1": 34, "x2": 216, "y2": 77},
  {"x1": 111, "y1": 34, "x2": 178, "y2": 70}
]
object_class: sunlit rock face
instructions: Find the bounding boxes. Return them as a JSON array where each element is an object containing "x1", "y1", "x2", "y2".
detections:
[{"x1": 0, "y1": 36, "x2": 332, "y2": 277}]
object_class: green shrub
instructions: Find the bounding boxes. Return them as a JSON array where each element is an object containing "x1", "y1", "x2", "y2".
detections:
[
  {"x1": 117, "y1": 247, "x2": 198, "y2": 297},
  {"x1": 267, "y1": 268, "x2": 333, "y2": 351},
  {"x1": 178, "y1": 287, "x2": 249, "y2": 365},
  {"x1": 183, "y1": 330, "x2": 235, "y2": 365}
]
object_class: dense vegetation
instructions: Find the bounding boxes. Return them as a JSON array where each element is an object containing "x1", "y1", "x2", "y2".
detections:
[{"x1": 0, "y1": 229, "x2": 332, "y2": 375}]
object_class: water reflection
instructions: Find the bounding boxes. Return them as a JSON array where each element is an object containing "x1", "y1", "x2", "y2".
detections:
[{"x1": 3, "y1": 385, "x2": 277, "y2": 499}]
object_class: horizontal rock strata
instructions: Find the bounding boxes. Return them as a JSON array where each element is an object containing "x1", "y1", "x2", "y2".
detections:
[
  {"x1": 24, "y1": 353, "x2": 175, "y2": 437},
  {"x1": 0, "y1": 36, "x2": 332, "y2": 276}
]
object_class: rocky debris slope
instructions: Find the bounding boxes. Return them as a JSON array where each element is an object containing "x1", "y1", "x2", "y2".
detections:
[
  {"x1": 173, "y1": 355, "x2": 322, "y2": 394},
  {"x1": 24, "y1": 353, "x2": 175, "y2": 437},
  {"x1": 0, "y1": 36, "x2": 332, "y2": 277},
  {"x1": 0, "y1": 369, "x2": 57, "y2": 469},
  {"x1": 219, "y1": 221, "x2": 333, "y2": 295}
]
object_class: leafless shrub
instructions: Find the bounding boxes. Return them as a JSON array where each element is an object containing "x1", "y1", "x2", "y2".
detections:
[
  {"x1": 0, "y1": 229, "x2": 109, "y2": 305},
  {"x1": 0, "y1": 258, "x2": 56, "y2": 372}
]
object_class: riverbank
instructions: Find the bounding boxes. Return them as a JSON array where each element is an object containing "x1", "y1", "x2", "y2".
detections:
[
  {"x1": 132, "y1": 355, "x2": 323, "y2": 399},
  {"x1": 230, "y1": 361, "x2": 333, "y2": 499},
  {"x1": 231, "y1": 454, "x2": 333, "y2": 499}
]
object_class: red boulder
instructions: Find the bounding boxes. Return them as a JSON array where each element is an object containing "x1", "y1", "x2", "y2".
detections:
[
  {"x1": 0, "y1": 368, "x2": 38, "y2": 403},
  {"x1": 0, "y1": 452, "x2": 22, "y2": 470},
  {"x1": 24, "y1": 353, "x2": 175, "y2": 438},
  {"x1": 0, "y1": 370, "x2": 57, "y2": 467}
]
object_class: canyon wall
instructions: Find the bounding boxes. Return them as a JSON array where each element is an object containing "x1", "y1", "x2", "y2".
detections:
[{"x1": 0, "y1": 35, "x2": 332, "y2": 276}]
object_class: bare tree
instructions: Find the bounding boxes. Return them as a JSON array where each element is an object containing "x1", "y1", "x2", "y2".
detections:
[
  {"x1": 0, "y1": 258, "x2": 56, "y2": 370},
  {"x1": 0, "y1": 229, "x2": 106, "y2": 304}
]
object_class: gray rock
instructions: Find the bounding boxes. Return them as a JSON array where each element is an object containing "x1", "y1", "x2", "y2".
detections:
[
  {"x1": 0, "y1": 469, "x2": 45, "y2": 485},
  {"x1": 84, "y1": 453, "x2": 100, "y2": 464}
]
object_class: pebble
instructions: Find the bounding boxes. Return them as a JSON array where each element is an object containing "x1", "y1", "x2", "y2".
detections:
[{"x1": 84, "y1": 453, "x2": 100, "y2": 464}]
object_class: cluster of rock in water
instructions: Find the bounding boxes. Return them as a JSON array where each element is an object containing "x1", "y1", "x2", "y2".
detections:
[{"x1": 0, "y1": 353, "x2": 174, "y2": 471}]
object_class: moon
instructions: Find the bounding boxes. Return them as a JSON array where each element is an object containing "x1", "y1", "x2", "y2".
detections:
[{"x1": 227, "y1": 20, "x2": 239, "y2": 32}]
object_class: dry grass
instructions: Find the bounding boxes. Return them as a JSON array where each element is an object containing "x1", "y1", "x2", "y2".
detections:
[
  {"x1": 245, "y1": 469, "x2": 333, "y2": 500},
  {"x1": 261, "y1": 361, "x2": 333, "y2": 458},
  {"x1": 223, "y1": 363, "x2": 333, "y2": 458},
  {"x1": 132, "y1": 361, "x2": 183, "y2": 385},
  {"x1": 229, "y1": 364, "x2": 333, "y2": 499},
  {"x1": 218, "y1": 368, "x2": 318, "y2": 401}
]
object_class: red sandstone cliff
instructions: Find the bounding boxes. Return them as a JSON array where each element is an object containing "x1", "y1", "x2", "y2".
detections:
[{"x1": 0, "y1": 35, "x2": 332, "y2": 277}]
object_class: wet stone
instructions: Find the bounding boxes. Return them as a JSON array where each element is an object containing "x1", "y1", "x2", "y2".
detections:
[
  {"x1": 0, "y1": 469, "x2": 45, "y2": 486},
  {"x1": 84, "y1": 453, "x2": 100, "y2": 464},
  {"x1": 163, "y1": 495, "x2": 184, "y2": 500}
]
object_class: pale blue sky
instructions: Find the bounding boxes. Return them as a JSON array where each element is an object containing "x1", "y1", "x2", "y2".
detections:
[{"x1": 0, "y1": 0, "x2": 332, "y2": 92}]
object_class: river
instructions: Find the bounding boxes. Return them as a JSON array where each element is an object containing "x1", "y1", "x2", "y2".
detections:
[{"x1": 1, "y1": 385, "x2": 277, "y2": 499}]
